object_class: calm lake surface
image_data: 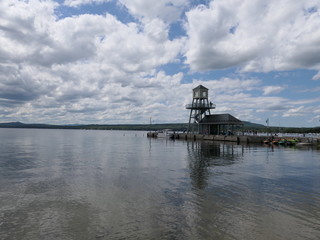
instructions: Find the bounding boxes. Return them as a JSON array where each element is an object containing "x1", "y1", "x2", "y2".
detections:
[{"x1": 0, "y1": 128, "x2": 319, "y2": 240}]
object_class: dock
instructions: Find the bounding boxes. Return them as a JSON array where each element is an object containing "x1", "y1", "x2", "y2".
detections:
[
  {"x1": 171, "y1": 133, "x2": 263, "y2": 144},
  {"x1": 169, "y1": 133, "x2": 320, "y2": 145}
]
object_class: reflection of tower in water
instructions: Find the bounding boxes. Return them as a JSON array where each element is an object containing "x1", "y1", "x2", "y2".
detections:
[{"x1": 187, "y1": 141, "x2": 244, "y2": 189}]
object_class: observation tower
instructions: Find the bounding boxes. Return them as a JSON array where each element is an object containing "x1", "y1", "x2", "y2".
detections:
[{"x1": 185, "y1": 85, "x2": 215, "y2": 133}]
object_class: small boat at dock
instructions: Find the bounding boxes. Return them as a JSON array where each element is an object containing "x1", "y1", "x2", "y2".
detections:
[
  {"x1": 263, "y1": 138, "x2": 299, "y2": 146},
  {"x1": 278, "y1": 139, "x2": 287, "y2": 145},
  {"x1": 286, "y1": 138, "x2": 299, "y2": 146},
  {"x1": 156, "y1": 129, "x2": 175, "y2": 139},
  {"x1": 263, "y1": 139, "x2": 271, "y2": 144}
]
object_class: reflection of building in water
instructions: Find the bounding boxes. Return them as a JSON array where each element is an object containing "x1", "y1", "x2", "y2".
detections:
[
  {"x1": 187, "y1": 141, "x2": 244, "y2": 189},
  {"x1": 186, "y1": 85, "x2": 243, "y2": 135}
]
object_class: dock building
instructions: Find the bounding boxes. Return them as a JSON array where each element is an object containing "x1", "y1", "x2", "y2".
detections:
[{"x1": 186, "y1": 85, "x2": 243, "y2": 135}]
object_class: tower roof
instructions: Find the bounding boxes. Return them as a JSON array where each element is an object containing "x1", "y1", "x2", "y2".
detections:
[{"x1": 193, "y1": 85, "x2": 208, "y2": 91}]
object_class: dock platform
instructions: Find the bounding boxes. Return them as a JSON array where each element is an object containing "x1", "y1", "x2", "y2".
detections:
[{"x1": 171, "y1": 133, "x2": 320, "y2": 145}]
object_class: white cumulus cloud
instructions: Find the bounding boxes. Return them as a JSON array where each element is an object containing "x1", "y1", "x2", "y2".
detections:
[
  {"x1": 0, "y1": 0, "x2": 185, "y2": 124},
  {"x1": 64, "y1": 0, "x2": 112, "y2": 8},
  {"x1": 263, "y1": 86, "x2": 285, "y2": 95},
  {"x1": 118, "y1": 0, "x2": 190, "y2": 23},
  {"x1": 1, "y1": 0, "x2": 319, "y2": 127},
  {"x1": 184, "y1": 0, "x2": 320, "y2": 73}
]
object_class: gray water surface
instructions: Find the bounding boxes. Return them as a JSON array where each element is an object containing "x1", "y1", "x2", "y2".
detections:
[{"x1": 0, "y1": 128, "x2": 319, "y2": 239}]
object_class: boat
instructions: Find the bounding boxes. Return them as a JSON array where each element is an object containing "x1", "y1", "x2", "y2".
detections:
[
  {"x1": 147, "y1": 132, "x2": 157, "y2": 138},
  {"x1": 263, "y1": 139, "x2": 271, "y2": 144},
  {"x1": 286, "y1": 138, "x2": 299, "y2": 146},
  {"x1": 156, "y1": 129, "x2": 175, "y2": 139},
  {"x1": 296, "y1": 142, "x2": 313, "y2": 146},
  {"x1": 278, "y1": 139, "x2": 287, "y2": 145}
]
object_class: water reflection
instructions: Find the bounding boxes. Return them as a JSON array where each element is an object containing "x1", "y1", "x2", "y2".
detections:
[
  {"x1": 0, "y1": 129, "x2": 319, "y2": 240},
  {"x1": 185, "y1": 139, "x2": 320, "y2": 239},
  {"x1": 187, "y1": 141, "x2": 243, "y2": 189}
]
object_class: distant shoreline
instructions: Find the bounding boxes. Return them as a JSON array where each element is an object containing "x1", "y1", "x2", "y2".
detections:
[
  {"x1": 0, "y1": 121, "x2": 319, "y2": 133},
  {"x1": 0, "y1": 122, "x2": 188, "y2": 131}
]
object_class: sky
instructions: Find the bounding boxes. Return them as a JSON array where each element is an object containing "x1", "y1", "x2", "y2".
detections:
[{"x1": 0, "y1": 0, "x2": 320, "y2": 127}]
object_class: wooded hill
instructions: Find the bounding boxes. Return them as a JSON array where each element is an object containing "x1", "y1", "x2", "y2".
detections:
[{"x1": 0, "y1": 121, "x2": 319, "y2": 133}]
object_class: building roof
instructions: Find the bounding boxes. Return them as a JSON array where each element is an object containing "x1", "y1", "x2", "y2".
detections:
[
  {"x1": 193, "y1": 85, "x2": 208, "y2": 91},
  {"x1": 200, "y1": 114, "x2": 243, "y2": 125}
]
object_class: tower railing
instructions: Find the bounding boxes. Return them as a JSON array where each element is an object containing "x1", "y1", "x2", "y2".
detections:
[{"x1": 185, "y1": 103, "x2": 216, "y2": 109}]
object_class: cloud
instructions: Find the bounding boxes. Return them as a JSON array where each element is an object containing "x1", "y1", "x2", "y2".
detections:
[
  {"x1": 118, "y1": 0, "x2": 190, "y2": 23},
  {"x1": 184, "y1": 0, "x2": 320, "y2": 73},
  {"x1": 263, "y1": 86, "x2": 285, "y2": 95},
  {"x1": 184, "y1": 78, "x2": 294, "y2": 123},
  {"x1": 282, "y1": 104, "x2": 320, "y2": 120},
  {"x1": 309, "y1": 115, "x2": 320, "y2": 125},
  {"x1": 64, "y1": 0, "x2": 112, "y2": 8},
  {"x1": 283, "y1": 106, "x2": 306, "y2": 117},
  {"x1": 209, "y1": 78, "x2": 260, "y2": 93},
  {"x1": 0, "y1": 0, "x2": 319, "y2": 127},
  {"x1": 0, "y1": 64, "x2": 58, "y2": 104},
  {"x1": 1, "y1": 0, "x2": 183, "y2": 68},
  {"x1": 0, "y1": 0, "x2": 185, "y2": 124},
  {"x1": 0, "y1": 0, "x2": 57, "y2": 63},
  {"x1": 64, "y1": 0, "x2": 190, "y2": 23},
  {"x1": 312, "y1": 71, "x2": 320, "y2": 80},
  {"x1": 291, "y1": 97, "x2": 320, "y2": 105}
]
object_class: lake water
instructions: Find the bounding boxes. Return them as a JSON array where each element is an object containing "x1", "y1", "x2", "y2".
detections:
[{"x1": 0, "y1": 128, "x2": 319, "y2": 240}]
